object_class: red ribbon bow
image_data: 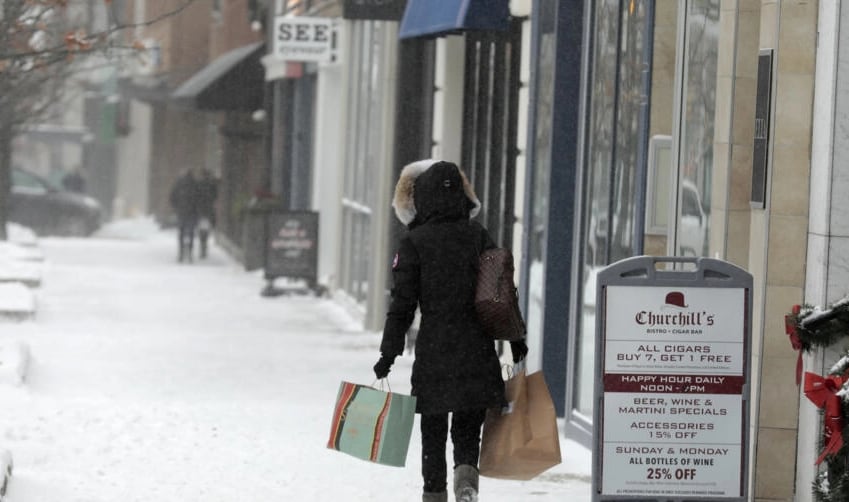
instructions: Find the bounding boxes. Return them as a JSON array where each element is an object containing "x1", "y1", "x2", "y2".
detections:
[
  {"x1": 804, "y1": 371, "x2": 846, "y2": 464},
  {"x1": 785, "y1": 304, "x2": 803, "y2": 385}
]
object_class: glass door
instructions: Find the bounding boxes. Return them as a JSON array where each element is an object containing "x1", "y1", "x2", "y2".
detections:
[
  {"x1": 671, "y1": 0, "x2": 719, "y2": 259},
  {"x1": 568, "y1": 0, "x2": 720, "y2": 441},
  {"x1": 575, "y1": 0, "x2": 654, "y2": 428}
]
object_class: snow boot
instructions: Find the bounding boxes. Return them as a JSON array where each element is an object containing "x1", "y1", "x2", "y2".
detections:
[
  {"x1": 422, "y1": 491, "x2": 447, "y2": 502},
  {"x1": 454, "y1": 465, "x2": 479, "y2": 502}
]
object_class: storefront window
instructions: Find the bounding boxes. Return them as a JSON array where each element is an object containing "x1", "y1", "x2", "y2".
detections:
[
  {"x1": 573, "y1": 0, "x2": 717, "y2": 427},
  {"x1": 676, "y1": 0, "x2": 718, "y2": 257},
  {"x1": 341, "y1": 21, "x2": 387, "y2": 305},
  {"x1": 525, "y1": 0, "x2": 556, "y2": 367},
  {"x1": 576, "y1": 0, "x2": 653, "y2": 419}
]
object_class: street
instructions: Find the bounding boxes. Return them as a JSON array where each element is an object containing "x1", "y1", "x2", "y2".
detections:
[{"x1": 0, "y1": 219, "x2": 591, "y2": 502}]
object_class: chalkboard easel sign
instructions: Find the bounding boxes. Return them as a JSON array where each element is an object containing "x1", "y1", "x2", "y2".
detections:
[{"x1": 262, "y1": 210, "x2": 323, "y2": 296}]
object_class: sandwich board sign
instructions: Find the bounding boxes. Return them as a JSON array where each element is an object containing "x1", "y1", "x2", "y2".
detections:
[
  {"x1": 262, "y1": 210, "x2": 320, "y2": 296},
  {"x1": 592, "y1": 256, "x2": 752, "y2": 501}
]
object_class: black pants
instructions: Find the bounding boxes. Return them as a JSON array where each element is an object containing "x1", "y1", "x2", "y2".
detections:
[
  {"x1": 198, "y1": 229, "x2": 209, "y2": 258},
  {"x1": 420, "y1": 409, "x2": 486, "y2": 493},
  {"x1": 177, "y1": 220, "x2": 196, "y2": 261}
]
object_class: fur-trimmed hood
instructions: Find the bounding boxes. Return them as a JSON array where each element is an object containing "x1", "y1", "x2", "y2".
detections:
[{"x1": 392, "y1": 159, "x2": 481, "y2": 225}]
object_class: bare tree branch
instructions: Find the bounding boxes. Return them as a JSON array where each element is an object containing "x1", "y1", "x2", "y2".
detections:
[{"x1": 0, "y1": 0, "x2": 200, "y2": 239}]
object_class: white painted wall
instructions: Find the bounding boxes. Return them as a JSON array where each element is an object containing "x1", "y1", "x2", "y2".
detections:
[
  {"x1": 114, "y1": 101, "x2": 152, "y2": 218},
  {"x1": 312, "y1": 33, "x2": 346, "y2": 290},
  {"x1": 800, "y1": 2, "x2": 843, "y2": 499},
  {"x1": 366, "y1": 21, "x2": 401, "y2": 330},
  {"x1": 431, "y1": 36, "x2": 465, "y2": 164},
  {"x1": 510, "y1": 0, "x2": 531, "y2": 17},
  {"x1": 513, "y1": 17, "x2": 532, "y2": 294}
]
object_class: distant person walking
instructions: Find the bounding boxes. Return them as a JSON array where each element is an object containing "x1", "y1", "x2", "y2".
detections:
[
  {"x1": 62, "y1": 167, "x2": 86, "y2": 193},
  {"x1": 169, "y1": 169, "x2": 200, "y2": 263},
  {"x1": 195, "y1": 169, "x2": 219, "y2": 259}
]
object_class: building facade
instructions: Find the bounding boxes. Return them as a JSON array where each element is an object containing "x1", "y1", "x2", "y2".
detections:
[
  {"x1": 525, "y1": 1, "x2": 823, "y2": 500},
  {"x1": 122, "y1": 0, "x2": 264, "y2": 245},
  {"x1": 350, "y1": 0, "x2": 830, "y2": 500},
  {"x1": 108, "y1": 0, "x2": 848, "y2": 500}
]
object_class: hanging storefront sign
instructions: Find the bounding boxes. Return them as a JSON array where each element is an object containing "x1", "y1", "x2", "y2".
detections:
[
  {"x1": 272, "y1": 16, "x2": 336, "y2": 63},
  {"x1": 342, "y1": 0, "x2": 407, "y2": 20},
  {"x1": 592, "y1": 257, "x2": 753, "y2": 502}
]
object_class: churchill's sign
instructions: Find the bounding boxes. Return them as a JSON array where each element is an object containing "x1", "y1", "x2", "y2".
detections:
[
  {"x1": 593, "y1": 257, "x2": 752, "y2": 502},
  {"x1": 273, "y1": 16, "x2": 335, "y2": 62}
]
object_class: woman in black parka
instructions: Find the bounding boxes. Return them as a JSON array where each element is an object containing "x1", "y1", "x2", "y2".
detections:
[{"x1": 373, "y1": 160, "x2": 528, "y2": 502}]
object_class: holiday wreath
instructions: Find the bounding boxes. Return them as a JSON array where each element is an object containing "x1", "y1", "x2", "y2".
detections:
[{"x1": 786, "y1": 299, "x2": 849, "y2": 501}]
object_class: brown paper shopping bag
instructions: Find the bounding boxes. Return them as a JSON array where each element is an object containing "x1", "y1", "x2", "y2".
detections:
[{"x1": 479, "y1": 368, "x2": 562, "y2": 480}]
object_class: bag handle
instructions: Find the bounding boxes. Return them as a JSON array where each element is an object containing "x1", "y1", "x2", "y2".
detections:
[
  {"x1": 513, "y1": 360, "x2": 526, "y2": 375},
  {"x1": 372, "y1": 377, "x2": 392, "y2": 392},
  {"x1": 501, "y1": 360, "x2": 526, "y2": 380}
]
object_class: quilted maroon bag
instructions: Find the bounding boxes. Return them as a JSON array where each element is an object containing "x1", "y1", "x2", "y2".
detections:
[{"x1": 475, "y1": 248, "x2": 526, "y2": 341}]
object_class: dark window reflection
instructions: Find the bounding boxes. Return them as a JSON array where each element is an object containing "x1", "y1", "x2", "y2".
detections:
[
  {"x1": 341, "y1": 21, "x2": 386, "y2": 303},
  {"x1": 525, "y1": 0, "x2": 557, "y2": 353},
  {"x1": 677, "y1": 0, "x2": 718, "y2": 258},
  {"x1": 577, "y1": 0, "x2": 653, "y2": 419}
]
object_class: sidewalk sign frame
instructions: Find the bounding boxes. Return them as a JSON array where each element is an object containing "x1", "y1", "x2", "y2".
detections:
[
  {"x1": 261, "y1": 209, "x2": 324, "y2": 296},
  {"x1": 592, "y1": 256, "x2": 753, "y2": 502}
]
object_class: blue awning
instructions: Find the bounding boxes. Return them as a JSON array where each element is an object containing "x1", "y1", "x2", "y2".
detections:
[{"x1": 398, "y1": 0, "x2": 510, "y2": 40}]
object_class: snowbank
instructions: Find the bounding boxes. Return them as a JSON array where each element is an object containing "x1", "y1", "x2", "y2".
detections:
[
  {"x1": 0, "y1": 342, "x2": 30, "y2": 386},
  {"x1": 0, "y1": 242, "x2": 43, "y2": 263},
  {"x1": 0, "y1": 283, "x2": 36, "y2": 318},
  {"x1": 6, "y1": 223, "x2": 37, "y2": 247},
  {"x1": 0, "y1": 225, "x2": 44, "y2": 289},
  {"x1": 0, "y1": 259, "x2": 42, "y2": 288}
]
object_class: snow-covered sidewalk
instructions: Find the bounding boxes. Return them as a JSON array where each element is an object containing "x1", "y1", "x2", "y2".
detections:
[{"x1": 0, "y1": 219, "x2": 591, "y2": 501}]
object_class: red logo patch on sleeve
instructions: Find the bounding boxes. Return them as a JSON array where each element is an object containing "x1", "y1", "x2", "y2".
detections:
[{"x1": 392, "y1": 252, "x2": 399, "y2": 269}]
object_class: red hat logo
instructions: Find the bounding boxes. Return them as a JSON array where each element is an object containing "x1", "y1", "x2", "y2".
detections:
[{"x1": 665, "y1": 292, "x2": 688, "y2": 308}]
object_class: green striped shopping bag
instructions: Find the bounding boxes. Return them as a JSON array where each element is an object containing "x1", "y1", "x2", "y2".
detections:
[{"x1": 327, "y1": 381, "x2": 417, "y2": 467}]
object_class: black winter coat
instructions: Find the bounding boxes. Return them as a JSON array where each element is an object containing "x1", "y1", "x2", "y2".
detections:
[
  {"x1": 195, "y1": 176, "x2": 218, "y2": 224},
  {"x1": 169, "y1": 173, "x2": 199, "y2": 224},
  {"x1": 380, "y1": 161, "x2": 505, "y2": 414}
]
